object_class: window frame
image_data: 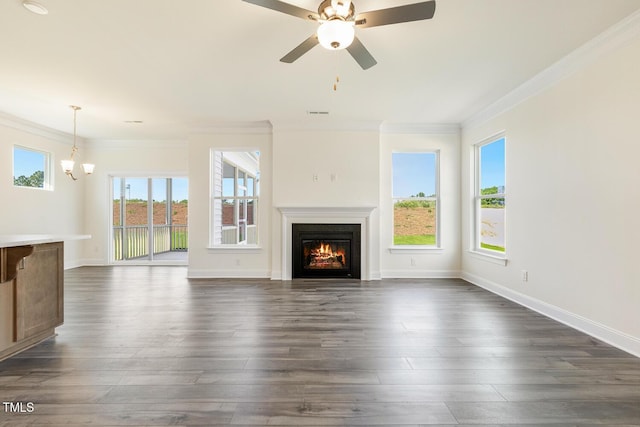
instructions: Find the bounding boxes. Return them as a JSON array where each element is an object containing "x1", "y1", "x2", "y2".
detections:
[
  {"x1": 390, "y1": 150, "x2": 441, "y2": 250},
  {"x1": 12, "y1": 145, "x2": 53, "y2": 191},
  {"x1": 473, "y1": 133, "x2": 506, "y2": 258},
  {"x1": 211, "y1": 150, "x2": 260, "y2": 248}
]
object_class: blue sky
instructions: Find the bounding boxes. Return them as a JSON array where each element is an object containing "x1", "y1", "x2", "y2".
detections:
[
  {"x1": 392, "y1": 152, "x2": 437, "y2": 197},
  {"x1": 13, "y1": 147, "x2": 45, "y2": 178},
  {"x1": 480, "y1": 137, "x2": 505, "y2": 189}
]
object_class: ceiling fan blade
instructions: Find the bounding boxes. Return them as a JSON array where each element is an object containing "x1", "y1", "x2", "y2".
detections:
[
  {"x1": 242, "y1": 0, "x2": 319, "y2": 21},
  {"x1": 355, "y1": 1, "x2": 436, "y2": 28},
  {"x1": 346, "y1": 37, "x2": 377, "y2": 70},
  {"x1": 280, "y1": 34, "x2": 320, "y2": 63}
]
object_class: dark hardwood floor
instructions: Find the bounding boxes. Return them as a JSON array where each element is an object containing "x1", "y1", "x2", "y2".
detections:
[{"x1": 1, "y1": 266, "x2": 639, "y2": 426}]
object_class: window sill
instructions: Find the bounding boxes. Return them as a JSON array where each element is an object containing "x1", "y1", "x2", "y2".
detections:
[
  {"x1": 389, "y1": 246, "x2": 443, "y2": 254},
  {"x1": 467, "y1": 250, "x2": 508, "y2": 266},
  {"x1": 14, "y1": 185, "x2": 53, "y2": 191},
  {"x1": 207, "y1": 245, "x2": 262, "y2": 253}
]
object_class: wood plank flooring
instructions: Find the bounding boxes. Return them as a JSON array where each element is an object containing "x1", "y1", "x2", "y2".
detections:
[{"x1": 1, "y1": 266, "x2": 639, "y2": 426}]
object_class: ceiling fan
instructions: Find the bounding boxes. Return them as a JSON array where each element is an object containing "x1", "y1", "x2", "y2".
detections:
[{"x1": 242, "y1": 0, "x2": 436, "y2": 70}]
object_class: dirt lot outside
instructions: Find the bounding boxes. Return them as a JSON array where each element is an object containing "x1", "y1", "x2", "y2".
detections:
[
  {"x1": 113, "y1": 201, "x2": 188, "y2": 226},
  {"x1": 394, "y1": 206, "x2": 436, "y2": 236}
]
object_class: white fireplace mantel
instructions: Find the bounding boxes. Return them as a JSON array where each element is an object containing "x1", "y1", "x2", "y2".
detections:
[{"x1": 277, "y1": 206, "x2": 376, "y2": 280}]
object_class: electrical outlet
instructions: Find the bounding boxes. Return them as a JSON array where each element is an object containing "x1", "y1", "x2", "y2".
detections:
[
  {"x1": 312, "y1": 174, "x2": 319, "y2": 182},
  {"x1": 521, "y1": 270, "x2": 528, "y2": 282}
]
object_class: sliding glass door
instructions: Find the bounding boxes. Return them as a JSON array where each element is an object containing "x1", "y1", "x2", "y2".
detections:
[{"x1": 112, "y1": 176, "x2": 188, "y2": 263}]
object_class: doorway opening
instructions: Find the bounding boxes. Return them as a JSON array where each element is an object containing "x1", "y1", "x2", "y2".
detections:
[{"x1": 111, "y1": 176, "x2": 188, "y2": 264}]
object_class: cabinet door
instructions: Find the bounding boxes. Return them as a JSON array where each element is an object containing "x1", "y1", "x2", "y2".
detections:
[
  {"x1": 15, "y1": 242, "x2": 64, "y2": 341},
  {"x1": 0, "y1": 279, "x2": 14, "y2": 350}
]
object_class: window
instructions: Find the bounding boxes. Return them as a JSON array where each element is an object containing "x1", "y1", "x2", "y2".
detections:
[
  {"x1": 475, "y1": 135, "x2": 506, "y2": 254},
  {"x1": 212, "y1": 151, "x2": 259, "y2": 246},
  {"x1": 392, "y1": 152, "x2": 439, "y2": 246},
  {"x1": 13, "y1": 145, "x2": 52, "y2": 190},
  {"x1": 111, "y1": 176, "x2": 188, "y2": 262}
]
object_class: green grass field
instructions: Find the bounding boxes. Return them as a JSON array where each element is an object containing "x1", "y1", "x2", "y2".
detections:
[
  {"x1": 394, "y1": 234, "x2": 436, "y2": 245},
  {"x1": 481, "y1": 242, "x2": 505, "y2": 252}
]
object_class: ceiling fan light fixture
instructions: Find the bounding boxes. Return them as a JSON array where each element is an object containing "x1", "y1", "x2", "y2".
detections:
[
  {"x1": 317, "y1": 19, "x2": 355, "y2": 50},
  {"x1": 22, "y1": 0, "x2": 48, "y2": 15},
  {"x1": 330, "y1": 0, "x2": 352, "y2": 17}
]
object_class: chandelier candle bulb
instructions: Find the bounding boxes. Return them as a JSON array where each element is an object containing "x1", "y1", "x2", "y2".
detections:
[{"x1": 82, "y1": 163, "x2": 95, "y2": 175}]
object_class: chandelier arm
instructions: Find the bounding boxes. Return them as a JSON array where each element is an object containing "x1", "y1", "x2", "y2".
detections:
[{"x1": 62, "y1": 105, "x2": 93, "y2": 179}]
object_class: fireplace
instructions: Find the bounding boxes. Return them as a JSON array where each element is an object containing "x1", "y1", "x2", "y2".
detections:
[
  {"x1": 277, "y1": 206, "x2": 375, "y2": 280},
  {"x1": 292, "y1": 223, "x2": 361, "y2": 279}
]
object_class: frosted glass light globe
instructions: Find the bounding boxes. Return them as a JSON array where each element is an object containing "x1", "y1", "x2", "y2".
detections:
[{"x1": 317, "y1": 20, "x2": 355, "y2": 50}]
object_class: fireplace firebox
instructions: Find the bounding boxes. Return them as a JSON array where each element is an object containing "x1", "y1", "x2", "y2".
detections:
[{"x1": 292, "y1": 223, "x2": 361, "y2": 279}]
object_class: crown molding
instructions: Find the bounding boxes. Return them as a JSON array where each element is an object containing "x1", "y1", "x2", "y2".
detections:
[
  {"x1": 380, "y1": 122, "x2": 460, "y2": 135},
  {"x1": 463, "y1": 9, "x2": 640, "y2": 130},
  {"x1": 270, "y1": 119, "x2": 383, "y2": 132},
  {"x1": 0, "y1": 111, "x2": 72, "y2": 144},
  {"x1": 88, "y1": 139, "x2": 187, "y2": 150},
  {"x1": 189, "y1": 120, "x2": 273, "y2": 135}
]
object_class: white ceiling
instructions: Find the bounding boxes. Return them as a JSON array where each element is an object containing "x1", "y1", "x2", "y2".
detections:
[{"x1": 1, "y1": 0, "x2": 639, "y2": 140}]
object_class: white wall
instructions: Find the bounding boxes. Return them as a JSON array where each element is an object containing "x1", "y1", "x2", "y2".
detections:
[
  {"x1": 379, "y1": 129, "x2": 461, "y2": 278},
  {"x1": 270, "y1": 125, "x2": 381, "y2": 279},
  {"x1": 461, "y1": 34, "x2": 640, "y2": 355},
  {"x1": 188, "y1": 129, "x2": 273, "y2": 278},
  {"x1": 188, "y1": 123, "x2": 462, "y2": 280},
  {"x1": 0, "y1": 117, "x2": 86, "y2": 267},
  {"x1": 82, "y1": 140, "x2": 188, "y2": 265}
]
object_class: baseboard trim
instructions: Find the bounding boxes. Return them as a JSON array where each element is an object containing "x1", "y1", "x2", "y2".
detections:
[
  {"x1": 461, "y1": 272, "x2": 640, "y2": 358},
  {"x1": 381, "y1": 269, "x2": 461, "y2": 279},
  {"x1": 270, "y1": 270, "x2": 283, "y2": 280},
  {"x1": 187, "y1": 269, "x2": 271, "y2": 279},
  {"x1": 64, "y1": 259, "x2": 98, "y2": 270},
  {"x1": 76, "y1": 258, "x2": 104, "y2": 267}
]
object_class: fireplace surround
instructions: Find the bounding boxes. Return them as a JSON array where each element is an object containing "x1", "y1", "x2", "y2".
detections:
[{"x1": 277, "y1": 206, "x2": 376, "y2": 280}]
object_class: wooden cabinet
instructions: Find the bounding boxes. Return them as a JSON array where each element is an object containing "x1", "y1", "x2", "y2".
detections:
[
  {"x1": 0, "y1": 276, "x2": 15, "y2": 352},
  {"x1": 0, "y1": 242, "x2": 64, "y2": 361}
]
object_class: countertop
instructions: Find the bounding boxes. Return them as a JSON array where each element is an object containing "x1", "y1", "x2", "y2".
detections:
[{"x1": 0, "y1": 234, "x2": 91, "y2": 248}]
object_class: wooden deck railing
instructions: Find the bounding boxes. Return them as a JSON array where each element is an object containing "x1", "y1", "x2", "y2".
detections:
[{"x1": 113, "y1": 225, "x2": 188, "y2": 260}]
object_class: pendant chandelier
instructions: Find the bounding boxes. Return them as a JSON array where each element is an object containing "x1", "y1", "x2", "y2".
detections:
[{"x1": 61, "y1": 105, "x2": 95, "y2": 180}]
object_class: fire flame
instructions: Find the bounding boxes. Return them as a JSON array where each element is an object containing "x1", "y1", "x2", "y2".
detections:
[{"x1": 306, "y1": 241, "x2": 347, "y2": 268}]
